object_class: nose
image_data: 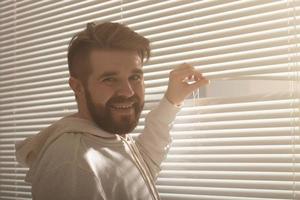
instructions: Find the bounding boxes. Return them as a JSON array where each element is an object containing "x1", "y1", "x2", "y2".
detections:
[{"x1": 117, "y1": 80, "x2": 134, "y2": 98}]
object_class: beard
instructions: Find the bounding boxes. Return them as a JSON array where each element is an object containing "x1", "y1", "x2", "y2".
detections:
[{"x1": 84, "y1": 88, "x2": 144, "y2": 135}]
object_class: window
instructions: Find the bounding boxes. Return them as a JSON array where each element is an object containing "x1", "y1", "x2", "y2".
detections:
[{"x1": 0, "y1": 0, "x2": 299, "y2": 199}]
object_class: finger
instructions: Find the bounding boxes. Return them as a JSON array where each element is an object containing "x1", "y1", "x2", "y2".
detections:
[
  {"x1": 174, "y1": 63, "x2": 194, "y2": 71},
  {"x1": 193, "y1": 72, "x2": 205, "y2": 81},
  {"x1": 183, "y1": 75, "x2": 195, "y2": 84},
  {"x1": 175, "y1": 68, "x2": 204, "y2": 81},
  {"x1": 185, "y1": 78, "x2": 209, "y2": 91},
  {"x1": 187, "y1": 74, "x2": 194, "y2": 80}
]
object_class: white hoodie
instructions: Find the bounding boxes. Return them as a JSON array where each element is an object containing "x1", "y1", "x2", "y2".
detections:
[{"x1": 15, "y1": 97, "x2": 181, "y2": 200}]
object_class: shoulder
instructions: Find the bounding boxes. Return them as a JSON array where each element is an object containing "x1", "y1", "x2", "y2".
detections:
[
  {"x1": 30, "y1": 132, "x2": 101, "y2": 182},
  {"x1": 36, "y1": 133, "x2": 84, "y2": 173},
  {"x1": 32, "y1": 161, "x2": 106, "y2": 200},
  {"x1": 37, "y1": 133, "x2": 113, "y2": 174}
]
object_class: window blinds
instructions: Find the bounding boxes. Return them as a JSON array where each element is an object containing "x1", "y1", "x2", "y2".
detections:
[{"x1": 0, "y1": 0, "x2": 299, "y2": 200}]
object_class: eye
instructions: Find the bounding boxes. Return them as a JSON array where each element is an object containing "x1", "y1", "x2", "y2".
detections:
[
  {"x1": 130, "y1": 74, "x2": 142, "y2": 81},
  {"x1": 102, "y1": 77, "x2": 116, "y2": 83}
]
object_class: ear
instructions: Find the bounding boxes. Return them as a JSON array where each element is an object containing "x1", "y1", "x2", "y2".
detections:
[{"x1": 69, "y1": 76, "x2": 84, "y2": 99}]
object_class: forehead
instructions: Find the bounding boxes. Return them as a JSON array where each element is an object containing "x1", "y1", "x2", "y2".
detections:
[{"x1": 88, "y1": 49, "x2": 142, "y2": 75}]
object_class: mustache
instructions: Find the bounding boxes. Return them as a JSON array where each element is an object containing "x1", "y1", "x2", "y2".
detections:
[{"x1": 107, "y1": 95, "x2": 140, "y2": 105}]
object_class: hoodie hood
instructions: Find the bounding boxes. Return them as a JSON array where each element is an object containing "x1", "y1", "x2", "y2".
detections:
[{"x1": 15, "y1": 114, "x2": 120, "y2": 169}]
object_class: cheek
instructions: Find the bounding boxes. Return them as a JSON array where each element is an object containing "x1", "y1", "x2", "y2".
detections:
[
  {"x1": 92, "y1": 86, "x2": 116, "y2": 105},
  {"x1": 134, "y1": 83, "x2": 145, "y2": 96}
]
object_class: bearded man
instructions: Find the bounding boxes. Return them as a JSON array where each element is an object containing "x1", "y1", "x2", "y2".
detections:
[{"x1": 15, "y1": 22, "x2": 208, "y2": 200}]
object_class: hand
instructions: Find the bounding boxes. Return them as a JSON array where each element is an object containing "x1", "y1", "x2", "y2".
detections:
[{"x1": 165, "y1": 63, "x2": 209, "y2": 106}]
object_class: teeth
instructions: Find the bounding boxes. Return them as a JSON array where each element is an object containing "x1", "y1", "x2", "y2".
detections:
[
  {"x1": 114, "y1": 106, "x2": 131, "y2": 109},
  {"x1": 111, "y1": 104, "x2": 133, "y2": 109}
]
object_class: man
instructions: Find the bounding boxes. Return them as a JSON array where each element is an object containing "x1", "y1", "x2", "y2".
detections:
[{"x1": 15, "y1": 22, "x2": 208, "y2": 200}]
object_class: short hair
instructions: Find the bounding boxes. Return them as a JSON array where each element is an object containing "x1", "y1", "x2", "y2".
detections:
[{"x1": 67, "y1": 22, "x2": 151, "y2": 84}]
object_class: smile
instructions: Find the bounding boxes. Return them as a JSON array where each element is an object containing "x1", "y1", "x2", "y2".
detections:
[{"x1": 110, "y1": 103, "x2": 134, "y2": 109}]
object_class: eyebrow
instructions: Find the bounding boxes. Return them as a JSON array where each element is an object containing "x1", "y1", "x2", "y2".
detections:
[
  {"x1": 132, "y1": 69, "x2": 144, "y2": 75},
  {"x1": 97, "y1": 68, "x2": 143, "y2": 80},
  {"x1": 97, "y1": 71, "x2": 118, "y2": 80}
]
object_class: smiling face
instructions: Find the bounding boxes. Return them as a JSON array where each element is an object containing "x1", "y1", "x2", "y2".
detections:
[{"x1": 71, "y1": 49, "x2": 145, "y2": 135}]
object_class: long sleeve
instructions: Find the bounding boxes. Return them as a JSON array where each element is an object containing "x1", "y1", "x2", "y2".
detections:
[
  {"x1": 135, "y1": 97, "x2": 182, "y2": 180},
  {"x1": 32, "y1": 162, "x2": 106, "y2": 200}
]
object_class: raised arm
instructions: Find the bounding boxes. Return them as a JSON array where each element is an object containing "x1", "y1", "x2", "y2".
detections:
[{"x1": 135, "y1": 63, "x2": 209, "y2": 180}]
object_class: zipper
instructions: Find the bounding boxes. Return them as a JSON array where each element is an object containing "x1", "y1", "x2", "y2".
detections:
[{"x1": 120, "y1": 135, "x2": 160, "y2": 200}]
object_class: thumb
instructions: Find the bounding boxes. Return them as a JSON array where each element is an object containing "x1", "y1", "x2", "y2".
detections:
[{"x1": 188, "y1": 79, "x2": 209, "y2": 92}]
